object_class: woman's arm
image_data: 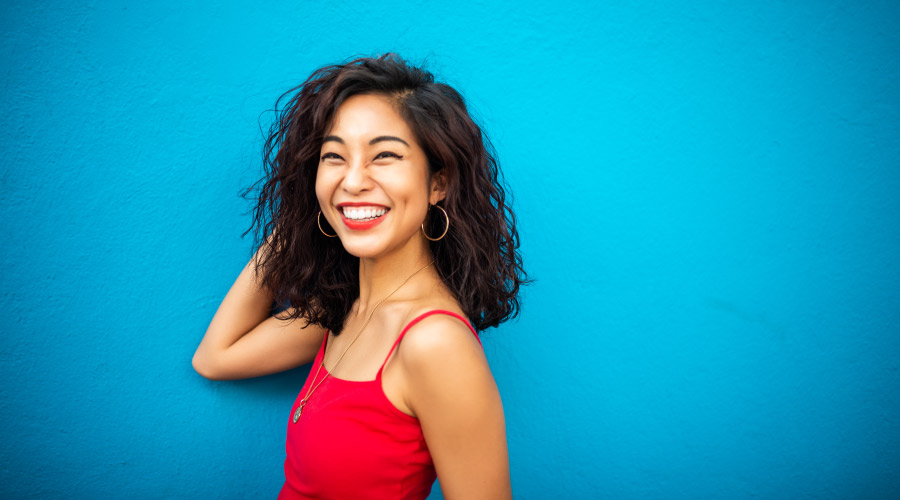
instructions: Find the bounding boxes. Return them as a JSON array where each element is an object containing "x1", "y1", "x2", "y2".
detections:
[
  {"x1": 398, "y1": 315, "x2": 512, "y2": 500},
  {"x1": 192, "y1": 250, "x2": 325, "y2": 380}
]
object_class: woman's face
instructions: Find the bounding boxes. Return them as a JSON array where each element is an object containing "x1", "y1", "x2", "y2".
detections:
[{"x1": 316, "y1": 93, "x2": 443, "y2": 260}]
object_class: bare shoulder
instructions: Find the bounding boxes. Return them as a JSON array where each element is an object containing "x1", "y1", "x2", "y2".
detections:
[
  {"x1": 389, "y1": 311, "x2": 510, "y2": 499},
  {"x1": 394, "y1": 311, "x2": 497, "y2": 418},
  {"x1": 396, "y1": 311, "x2": 484, "y2": 370}
]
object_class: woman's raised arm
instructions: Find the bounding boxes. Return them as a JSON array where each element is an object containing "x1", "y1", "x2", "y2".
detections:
[{"x1": 192, "y1": 249, "x2": 326, "y2": 380}]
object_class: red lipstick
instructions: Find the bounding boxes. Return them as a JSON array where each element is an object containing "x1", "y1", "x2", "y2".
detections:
[{"x1": 336, "y1": 203, "x2": 389, "y2": 231}]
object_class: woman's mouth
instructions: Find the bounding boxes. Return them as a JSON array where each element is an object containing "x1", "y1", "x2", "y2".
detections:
[{"x1": 338, "y1": 205, "x2": 389, "y2": 230}]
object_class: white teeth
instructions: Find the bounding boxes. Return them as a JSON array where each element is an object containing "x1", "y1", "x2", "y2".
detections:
[{"x1": 342, "y1": 207, "x2": 387, "y2": 220}]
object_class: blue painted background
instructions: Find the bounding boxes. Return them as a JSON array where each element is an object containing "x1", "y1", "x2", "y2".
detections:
[{"x1": 2, "y1": 1, "x2": 898, "y2": 498}]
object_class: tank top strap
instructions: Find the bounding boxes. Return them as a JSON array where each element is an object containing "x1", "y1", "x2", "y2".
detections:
[
  {"x1": 312, "y1": 329, "x2": 329, "y2": 368},
  {"x1": 377, "y1": 310, "x2": 480, "y2": 376}
]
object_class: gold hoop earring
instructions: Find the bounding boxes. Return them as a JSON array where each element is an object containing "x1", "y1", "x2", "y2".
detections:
[
  {"x1": 317, "y1": 211, "x2": 337, "y2": 238},
  {"x1": 421, "y1": 205, "x2": 450, "y2": 241}
]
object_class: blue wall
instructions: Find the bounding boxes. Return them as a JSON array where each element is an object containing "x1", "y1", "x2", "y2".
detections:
[{"x1": 2, "y1": 1, "x2": 898, "y2": 498}]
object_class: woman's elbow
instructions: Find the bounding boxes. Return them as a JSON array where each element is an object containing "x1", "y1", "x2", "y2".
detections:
[{"x1": 192, "y1": 350, "x2": 227, "y2": 380}]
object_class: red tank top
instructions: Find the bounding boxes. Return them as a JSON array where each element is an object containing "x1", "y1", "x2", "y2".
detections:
[{"x1": 278, "y1": 310, "x2": 480, "y2": 500}]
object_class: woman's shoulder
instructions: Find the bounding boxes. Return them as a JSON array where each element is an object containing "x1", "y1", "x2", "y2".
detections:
[
  {"x1": 394, "y1": 304, "x2": 483, "y2": 371},
  {"x1": 401, "y1": 305, "x2": 474, "y2": 333},
  {"x1": 393, "y1": 304, "x2": 496, "y2": 423}
]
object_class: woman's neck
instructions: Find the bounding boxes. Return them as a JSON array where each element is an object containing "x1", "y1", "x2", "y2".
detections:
[{"x1": 355, "y1": 238, "x2": 434, "y2": 317}]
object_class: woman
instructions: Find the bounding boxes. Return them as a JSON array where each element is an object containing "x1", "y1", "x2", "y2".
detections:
[{"x1": 193, "y1": 54, "x2": 526, "y2": 499}]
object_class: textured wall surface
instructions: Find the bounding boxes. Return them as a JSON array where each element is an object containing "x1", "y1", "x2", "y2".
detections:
[{"x1": 2, "y1": 1, "x2": 899, "y2": 499}]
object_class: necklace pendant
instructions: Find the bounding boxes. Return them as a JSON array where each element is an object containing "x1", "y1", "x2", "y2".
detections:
[{"x1": 292, "y1": 400, "x2": 307, "y2": 423}]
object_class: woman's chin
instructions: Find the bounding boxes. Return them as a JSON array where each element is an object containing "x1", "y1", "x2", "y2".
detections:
[
  {"x1": 336, "y1": 230, "x2": 424, "y2": 262},
  {"x1": 338, "y1": 238, "x2": 387, "y2": 260}
]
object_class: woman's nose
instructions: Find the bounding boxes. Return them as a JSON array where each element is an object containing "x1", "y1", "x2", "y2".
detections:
[{"x1": 340, "y1": 160, "x2": 372, "y2": 194}]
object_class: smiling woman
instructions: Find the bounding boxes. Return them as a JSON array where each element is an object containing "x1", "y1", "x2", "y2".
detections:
[
  {"x1": 317, "y1": 94, "x2": 436, "y2": 260},
  {"x1": 192, "y1": 54, "x2": 527, "y2": 500}
]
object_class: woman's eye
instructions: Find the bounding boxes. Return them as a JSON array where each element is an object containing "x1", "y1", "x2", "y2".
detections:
[
  {"x1": 320, "y1": 152, "x2": 343, "y2": 161},
  {"x1": 375, "y1": 151, "x2": 402, "y2": 160}
]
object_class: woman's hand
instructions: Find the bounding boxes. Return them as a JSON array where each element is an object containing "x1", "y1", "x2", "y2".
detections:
[
  {"x1": 398, "y1": 315, "x2": 513, "y2": 499},
  {"x1": 192, "y1": 249, "x2": 325, "y2": 380}
]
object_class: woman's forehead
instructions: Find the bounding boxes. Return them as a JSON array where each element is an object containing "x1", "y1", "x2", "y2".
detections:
[{"x1": 326, "y1": 94, "x2": 415, "y2": 141}]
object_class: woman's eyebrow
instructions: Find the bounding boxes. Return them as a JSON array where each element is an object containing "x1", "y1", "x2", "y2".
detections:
[
  {"x1": 370, "y1": 136, "x2": 409, "y2": 147},
  {"x1": 322, "y1": 135, "x2": 409, "y2": 147}
]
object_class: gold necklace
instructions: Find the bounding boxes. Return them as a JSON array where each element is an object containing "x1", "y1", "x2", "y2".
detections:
[{"x1": 292, "y1": 261, "x2": 434, "y2": 423}]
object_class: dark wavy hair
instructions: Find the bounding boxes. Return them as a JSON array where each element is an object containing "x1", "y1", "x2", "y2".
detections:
[{"x1": 247, "y1": 54, "x2": 527, "y2": 334}]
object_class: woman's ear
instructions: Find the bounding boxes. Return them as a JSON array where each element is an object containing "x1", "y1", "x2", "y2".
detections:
[{"x1": 429, "y1": 169, "x2": 448, "y2": 205}]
